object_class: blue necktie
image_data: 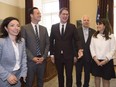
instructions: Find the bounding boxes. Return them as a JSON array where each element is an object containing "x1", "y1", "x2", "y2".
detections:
[{"x1": 35, "y1": 25, "x2": 41, "y2": 56}]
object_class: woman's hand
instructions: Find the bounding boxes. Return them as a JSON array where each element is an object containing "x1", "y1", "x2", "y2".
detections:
[
  {"x1": 99, "y1": 58, "x2": 109, "y2": 66},
  {"x1": 93, "y1": 56, "x2": 101, "y2": 66},
  {"x1": 7, "y1": 74, "x2": 18, "y2": 85}
]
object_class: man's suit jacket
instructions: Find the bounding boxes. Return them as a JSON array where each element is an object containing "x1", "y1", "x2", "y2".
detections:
[
  {"x1": 21, "y1": 23, "x2": 49, "y2": 61},
  {"x1": 50, "y1": 23, "x2": 82, "y2": 60},
  {"x1": 77, "y1": 26, "x2": 95, "y2": 61},
  {"x1": 0, "y1": 37, "x2": 27, "y2": 81}
]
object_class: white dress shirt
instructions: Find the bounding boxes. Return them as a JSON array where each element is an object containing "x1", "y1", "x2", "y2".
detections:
[
  {"x1": 12, "y1": 41, "x2": 20, "y2": 71},
  {"x1": 31, "y1": 22, "x2": 40, "y2": 37},
  {"x1": 59, "y1": 23, "x2": 67, "y2": 35},
  {"x1": 90, "y1": 34, "x2": 116, "y2": 60},
  {"x1": 82, "y1": 27, "x2": 89, "y2": 42}
]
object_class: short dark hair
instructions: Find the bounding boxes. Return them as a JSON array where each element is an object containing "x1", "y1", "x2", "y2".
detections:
[
  {"x1": 28, "y1": 7, "x2": 38, "y2": 15},
  {"x1": 0, "y1": 17, "x2": 21, "y2": 43},
  {"x1": 59, "y1": 7, "x2": 69, "y2": 15}
]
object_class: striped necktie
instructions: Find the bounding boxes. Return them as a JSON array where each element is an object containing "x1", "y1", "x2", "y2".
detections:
[{"x1": 35, "y1": 25, "x2": 41, "y2": 56}]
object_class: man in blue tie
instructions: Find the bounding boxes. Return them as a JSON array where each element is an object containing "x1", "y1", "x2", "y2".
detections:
[{"x1": 21, "y1": 7, "x2": 49, "y2": 87}]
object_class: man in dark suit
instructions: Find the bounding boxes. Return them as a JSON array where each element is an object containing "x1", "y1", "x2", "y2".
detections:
[
  {"x1": 21, "y1": 7, "x2": 49, "y2": 87},
  {"x1": 50, "y1": 7, "x2": 83, "y2": 87},
  {"x1": 75, "y1": 15, "x2": 96, "y2": 87}
]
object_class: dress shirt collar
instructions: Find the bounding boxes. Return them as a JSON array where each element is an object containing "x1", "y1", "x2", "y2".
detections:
[
  {"x1": 82, "y1": 26, "x2": 89, "y2": 31},
  {"x1": 59, "y1": 22, "x2": 67, "y2": 33},
  {"x1": 31, "y1": 22, "x2": 40, "y2": 34}
]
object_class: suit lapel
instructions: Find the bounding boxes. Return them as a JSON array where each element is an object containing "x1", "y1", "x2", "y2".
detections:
[
  {"x1": 18, "y1": 42, "x2": 22, "y2": 61},
  {"x1": 39, "y1": 25, "x2": 42, "y2": 40},
  {"x1": 86, "y1": 28, "x2": 91, "y2": 43},
  {"x1": 29, "y1": 24, "x2": 38, "y2": 42},
  {"x1": 61, "y1": 23, "x2": 70, "y2": 39},
  {"x1": 80, "y1": 28, "x2": 85, "y2": 44},
  {"x1": 29, "y1": 24, "x2": 35, "y2": 35},
  {"x1": 6, "y1": 37, "x2": 15, "y2": 59},
  {"x1": 31, "y1": 24, "x2": 36, "y2": 37},
  {"x1": 56, "y1": 23, "x2": 62, "y2": 38},
  {"x1": 63, "y1": 24, "x2": 68, "y2": 37}
]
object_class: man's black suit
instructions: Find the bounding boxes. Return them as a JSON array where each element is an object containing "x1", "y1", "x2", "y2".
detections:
[
  {"x1": 50, "y1": 23, "x2": 81, "y2": 87},
  {"x1": 75, "y1": 26, "x2": 95, "y2": 87}
]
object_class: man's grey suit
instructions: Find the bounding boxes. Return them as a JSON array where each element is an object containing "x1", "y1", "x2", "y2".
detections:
[
  {"x1": 21, "y1": 23, "x2": 49, "y2": 87},
  {"x1": 0, "y1": 37, "x2": 27, "y2": 87}
]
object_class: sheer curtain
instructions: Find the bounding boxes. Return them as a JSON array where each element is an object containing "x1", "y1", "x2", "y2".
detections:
[{"x1": 25, "y1": 0, "x2": 71, "y2": 23}]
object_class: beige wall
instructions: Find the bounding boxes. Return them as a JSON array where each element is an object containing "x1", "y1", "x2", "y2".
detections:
[
  {"x1": 0, "y1": 0, "x2": 98, "y2": 28},
  {"x1": 18, "y1": 8, "x2": 25, "y2": 25},
  {"x1": 0, "y1": 2, "x2": 19, "y2": 19},
  {"x1": 70, "y1": 0, "x2": 97, "y2": 29},
  {"x1": 0, "y1": 1, "x2": 25, "y2": 25}
]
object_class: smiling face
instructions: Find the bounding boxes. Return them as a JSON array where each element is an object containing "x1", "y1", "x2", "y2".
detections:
[
  {"x1": 59, "y1": 9, "x2": 69, "y2": 24},
  {"x1": 97, "y1": 23, "x2": 105, "y2": 33},
  {"x1": 82, "y1": 16, "x2": 90, "y2": 28},
  {"x1": 5, "y1": 20, "x2": 20, "y2": 37}
]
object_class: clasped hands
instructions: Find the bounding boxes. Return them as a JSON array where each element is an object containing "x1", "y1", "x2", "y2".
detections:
[
  {"x1": 32, "y1": 57, "x2": 44, "y2": 64},
  {"x1": 93, "y1": 56, "x2": 109, "y2": 66}
]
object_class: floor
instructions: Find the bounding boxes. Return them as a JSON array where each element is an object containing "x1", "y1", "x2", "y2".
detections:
[{"x1": 44, "y1": 66, "x2": 116, "y2": 87}]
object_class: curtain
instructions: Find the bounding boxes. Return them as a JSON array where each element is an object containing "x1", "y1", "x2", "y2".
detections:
[
  {"x1": 25, "y1": 0, "x2": 33, "y2": 24},
  {"x1": 59, "y1": 0, "x2": 70, "y2": 22},
  {"x1": 108, "y1": 0, "x2": 113, "y2": 30},
  {"x1": 99, "y1": 0, "x2": 113, "y2": 30},
  {"x1": 25, "y1": 0, "x2": 70, "y2": 23},
  {"x1": 59, "y1": 0, "x2": 69, "y2": 10}
]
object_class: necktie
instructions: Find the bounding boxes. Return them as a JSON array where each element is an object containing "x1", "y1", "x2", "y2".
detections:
[
  {"x1": 35, "y1": 25, "x2": 41, "y2": 56},
  {"x1": 61, "y1": 25, "x2": 64, "y2": 36}
]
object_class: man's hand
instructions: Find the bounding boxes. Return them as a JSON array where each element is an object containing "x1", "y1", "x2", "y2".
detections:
[
  {"x1": 74, "y1": 57, "x2": 78, "y2": 64},
  {"x1": 51, "y1": 57, "x2": 55, "y2": 63},
  {"x1": 32, "y1": 57, "x2": 39, "y2": 63},
  {"x1": 36, "y1": 57, "x2": 45, "y2": 64},
  {"x1": 78, "y1": 49, "x2": 83, "y2": 59}
]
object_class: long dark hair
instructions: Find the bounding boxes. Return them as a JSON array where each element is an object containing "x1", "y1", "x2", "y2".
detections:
[
  {"x1": 0, "y1": 17, "x2": 21, "y2": 43},
  {"x1": 93, "y1": 18, "x2": 113, "y2": 40}
]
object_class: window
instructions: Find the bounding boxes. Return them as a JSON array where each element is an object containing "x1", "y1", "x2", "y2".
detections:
[
  {"x1": 114, "y1": 1, "x2": 116, "y2": 38},
  {"x1": 33, "y1": 0, "x2": 59, "y2": 36}
]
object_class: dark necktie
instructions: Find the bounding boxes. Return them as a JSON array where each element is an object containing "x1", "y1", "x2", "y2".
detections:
[
  {"x1": 61, "y1": 25, "x2": 64, "y2": 36},
  {"x1": 35, "y1": 25, "x2": 41, "y2": 56}
]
